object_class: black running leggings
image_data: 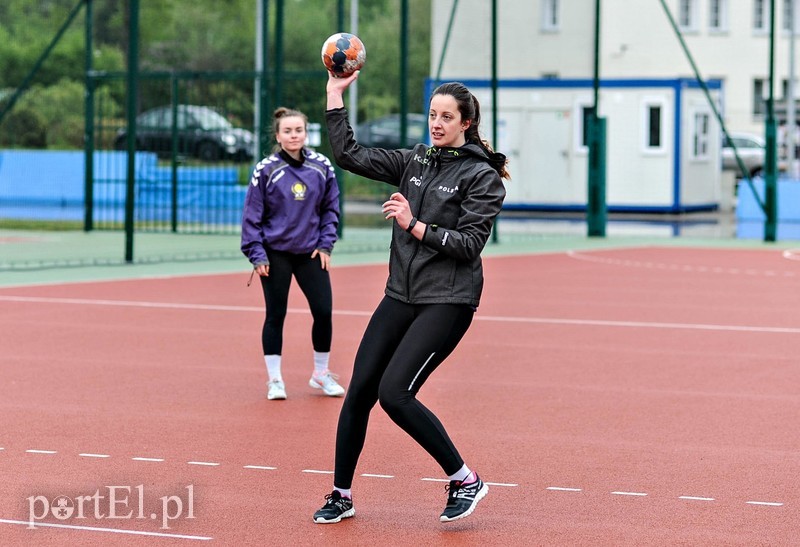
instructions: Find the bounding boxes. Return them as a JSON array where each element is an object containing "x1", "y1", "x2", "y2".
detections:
[
  {"x1": 334, "y1": 296, "x2": 475, "y2": 489},
  {"x1": 258, "y1": 250, "x2": 332, "y2": 355}
]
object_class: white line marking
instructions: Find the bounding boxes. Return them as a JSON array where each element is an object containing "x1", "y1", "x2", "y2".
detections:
[
  {"x1": 421, "y1": 478, "x2": 449, "y2": 483},
  {"x1": 611, "y1": 491, "x2": 648, "y2": 497},
  {"x1": 131, "y1": 457, "x2": 164, "y2": 462},
  {"x1": 783, "y1": 249, "x2": 800, "y2": 261},
  {"x1": 187, "y1": 461, "x2": 219, "y2": 466},
  {"x1": 679, "y1": 496, "x2": 715, "y2": 501},
  {"x1": 486, "y1": 482, "x2": 519, "y2": 487},
  {"x1": 79, "y1": 453, "x2": 110, "y2": 458},
  {"x1": 547, "y1": 486, "x2": 582, "y2": 492},
  {"x1": 476, "y1": 314, "x2": 800, "y2": 334},
  {"x1": 4, "y1": 294, "x2": 800, "y2": 334},
  {"x1": 568, "y1": 250, "x2": 798, "y2": 278},
  {"x1": 0, "y1": 518, "x2": 212, "y2": 540},
  {"x1": 746, "y1": 501, "x2": 784, "y2": 506},
  {"x1": 302, "y1": 469, "x2": 333, "y2": 474},
  {"x1": 26, "y1": 449, "x2": 56, "y2": 454},
  {"x1": 361, "y1": 473, "x2": 394, "y2": 479},
  {"x1": 244, "y1": 465, "x2": 277, "y2": 470}
]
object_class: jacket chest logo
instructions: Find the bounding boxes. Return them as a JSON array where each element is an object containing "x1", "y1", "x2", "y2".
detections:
[
  {"x1": 437, "y1": 184, "x2": 458, "y2": 194},
  {"x1": 291, "y1": 182, "x2": 307, "y2": 200},
  {"x1": 410, "y1": 176, "x2": 422, "y2": 187}
]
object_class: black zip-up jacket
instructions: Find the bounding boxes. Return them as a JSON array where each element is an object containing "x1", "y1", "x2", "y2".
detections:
[{"x1": 326, "y1": 108, "x2": 506, "y2": 307}]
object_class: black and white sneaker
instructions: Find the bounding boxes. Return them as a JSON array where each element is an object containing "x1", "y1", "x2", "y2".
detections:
[
  {"x1": 313, "y1": 490, "x2": 355, "y2": 524},
  {"x1": 439, "y1": 473, "x2": 488, "y2": 522}
]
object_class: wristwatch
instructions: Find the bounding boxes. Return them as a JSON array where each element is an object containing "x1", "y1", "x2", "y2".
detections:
[{"x1": 406, "y1": 217, "x2": 418, "y2": 232}]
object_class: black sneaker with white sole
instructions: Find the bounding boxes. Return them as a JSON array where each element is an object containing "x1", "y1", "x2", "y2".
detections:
[
  {"x1": 439, "y1": 473, "x2": 488, "y2": 522},
  {"x1": 313, "y1": 490, "x2": 355, "y2": 524}
]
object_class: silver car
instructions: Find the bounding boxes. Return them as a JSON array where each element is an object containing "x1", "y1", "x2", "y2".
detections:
[{"x1": 721, "y1": 132, "x2": 785, "y2": 177}]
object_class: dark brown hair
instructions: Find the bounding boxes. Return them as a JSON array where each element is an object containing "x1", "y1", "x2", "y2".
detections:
[
  {"x1": 271, "y1": 107, "x2": 308, "y2": 153},
  {"x1": 430, "y1": 82, "x2": 510, "y2": 180}
]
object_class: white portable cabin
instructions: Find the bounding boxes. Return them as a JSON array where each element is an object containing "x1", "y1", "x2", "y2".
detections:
[{"x1": 425, "y1": 78, "x2": 723, "y2": 213}]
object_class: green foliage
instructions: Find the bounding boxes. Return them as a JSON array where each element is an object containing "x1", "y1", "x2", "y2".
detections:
[
  {"x1": 0, "y1": 0, "x2": 432, "y2": 162},
  {"x1": 0, "y1": 105, "x2": 46, "y2": 147}
]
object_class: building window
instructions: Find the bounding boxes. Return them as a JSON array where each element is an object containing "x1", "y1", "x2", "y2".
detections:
[
  {"x1": 784, "y1": 0, "x2": 798, "y2": 31},
  {"x1": 641, "y1": 99, "x2": 665, "y2": 153},
  {"x1": 754, "y1": 0, "x2": 770, "y2": 32},
  {"x1": 692, "y1": 112, "x2": 710, "y2": 158},
  {"x1": 581, "y1": 105, "x2": 594, "y2": 149},
  {"x1": 541, "y1": 0, "x2": 560, "y2": 32},
  {"x1": 753, "y1": 78, "x2": 768, "y2": 116},
  {"x1": 678, "y1": 0, "x2": 699, "y2": 31},
  {"x1": 709, "y1": 0, "x2": 729, "y2": 32}
]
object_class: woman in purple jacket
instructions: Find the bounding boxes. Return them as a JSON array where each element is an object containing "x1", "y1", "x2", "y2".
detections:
[{"x1": 241, "y1": 107, "x2": 345, "y2": 401}]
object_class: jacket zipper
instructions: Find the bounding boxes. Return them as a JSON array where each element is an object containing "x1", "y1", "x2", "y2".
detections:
[{"x1": 404, "y1": 153, "x2": 440, "y2": 300}]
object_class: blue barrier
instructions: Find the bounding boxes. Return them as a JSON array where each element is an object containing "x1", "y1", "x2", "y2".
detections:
[
  {"x1": 736, "y1": 178, "x2": 800, "y2": 240},
  {"x1": 0, "y1": 150, "x2": 245, "y2": 225}
]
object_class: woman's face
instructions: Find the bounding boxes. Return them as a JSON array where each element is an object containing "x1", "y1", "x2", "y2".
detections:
[
  {"x1": 276, "y1": 116, "x2": 306, "y2": 155},
  {"x1": 428, "y1": 94, "x2": 470, "y2": 148}
]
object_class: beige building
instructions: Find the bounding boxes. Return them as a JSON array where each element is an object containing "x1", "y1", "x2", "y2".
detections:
[{"x1": 432, "y1": 0, "x2": 799, "y2": 135}]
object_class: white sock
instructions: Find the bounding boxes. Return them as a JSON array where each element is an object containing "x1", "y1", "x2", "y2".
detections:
[
  {"x1": 448, "y1": 464, "x2": 472, "y2": 483},
  {"x1": 333, "y1": 486, "x2": 351, "y2": 499},
  {"x1": 265, "y1": 355, "x2": 282, "y2": 382},
  {"x1": 313, "y1": 351, "x2": 330, "y2": 376}
]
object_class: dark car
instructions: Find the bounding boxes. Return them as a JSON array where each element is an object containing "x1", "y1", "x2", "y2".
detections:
[
  {"x1": 115, "y1": 105, "x2": 255, "y2": 162},
  {"x1": 355, "y1": 113, "x2": 427, "y2": 149}
]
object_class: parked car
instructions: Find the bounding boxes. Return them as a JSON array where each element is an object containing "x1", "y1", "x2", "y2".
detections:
[
  {"x1": 721, "y1": 132, "x2": 785, "y2": 177},
  {"x1": 114, "y1": 105, "x2": 255, "y2": 162},
  {"x1": 355, "y1": 113, "x2": 427, "y2": 149}
]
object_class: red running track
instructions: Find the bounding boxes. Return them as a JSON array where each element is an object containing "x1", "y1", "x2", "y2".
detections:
[{"x1": 0, "y1": 246, "x2": 798, "y2": 545}]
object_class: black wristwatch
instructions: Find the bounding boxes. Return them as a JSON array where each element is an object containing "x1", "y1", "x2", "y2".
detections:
[{"x1": 406, "y1": 217, "x2": 418, "y2": 233}]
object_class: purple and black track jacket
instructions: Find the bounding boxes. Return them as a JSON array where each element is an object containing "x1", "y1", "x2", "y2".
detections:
[{"x1": 240, "y1": 149, "x2": 340, "y2": 266}]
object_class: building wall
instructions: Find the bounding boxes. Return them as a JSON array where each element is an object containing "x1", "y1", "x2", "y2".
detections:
[
  {"x1": 432, "y1": 0, "x2": 796, "y2": 135},
  {"x1": 448, "y1": 79, "x2": 721, "y2": 212}
]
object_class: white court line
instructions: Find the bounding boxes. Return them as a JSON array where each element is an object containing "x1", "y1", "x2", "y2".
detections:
[
  {"x1": 78, "y1": 453, "x2": 110, "y2": 459},
  {"x1": 679, "y1": 496, "x2": 715, "y2": 501},
  {"x1": 0, "y1": 518, "x2": 211, "y2": 540},
  {"x1": 361, "y1": 473, "x2": 394, "y2": 478},
  {"x1": 612, "y1": 491, "x2": 648, "y2": 497},
  {"x1": 187, "y1": 461, "x2": 219, "y2": 467},
  {"x1": 244, "y1": 465, "x2": 277, "y2": 470},
  {"x1": 420, "y1": 478, "x2": 517, "y2": 487},
  {"x1": 547, "y1": 486, "x2": 582, "y2": 492},
  {"x1": 568, "y1": 250, "x2": 797, "y2": 277},
  {"x1": 3, "y1": 294, "x2": 798, "y2": 334},
  {"x1": 302, "y1": 469, "x2": 333, "y2": 474},
  {"x1": 746, "y1": 501, "x2": 784, "y2": 507},
  {"x1": 782, "y1": 249, "x2": 800, "y2": 261},
  {"x1": 131, "y1": 457, "x2": 164, "y2": 462},
  {"x1": 26, "y1": 449, "x2": 56, "y2": 454}
]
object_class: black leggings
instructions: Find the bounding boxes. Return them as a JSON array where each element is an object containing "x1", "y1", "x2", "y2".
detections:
[
  {"x1": 334, "y1": 296, "x2": 475, "y2": 489},
  {"x1": 259, "y1": 250, "x2": 332, "y2": 355}
]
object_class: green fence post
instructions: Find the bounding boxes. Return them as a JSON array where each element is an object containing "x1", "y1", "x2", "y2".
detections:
[
  {"x1": 125, "y1": 0, "x2": 140, "y2": 262},
  {"x1": 587, "y1": 115, "x2": 607, "y2": 236},
  {"x1": 84, "y1": 0, "x2": 94, "y2": 231},
  {"x1": 171, "y1": 75, "x2": 179, "y2": 232}
]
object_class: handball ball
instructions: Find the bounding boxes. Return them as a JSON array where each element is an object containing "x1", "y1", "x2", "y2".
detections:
[{"x1": 321, "y1": 33, "x2": 366, "y2": 78}]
